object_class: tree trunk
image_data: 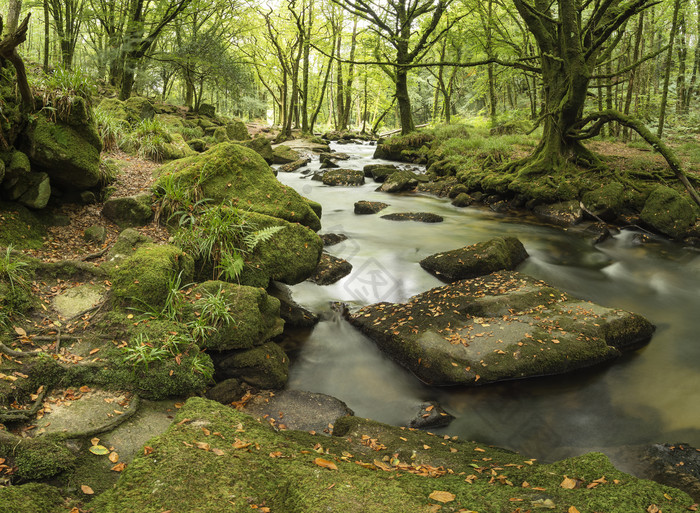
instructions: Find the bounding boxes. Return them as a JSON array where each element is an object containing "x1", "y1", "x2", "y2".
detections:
[
  {"x1": 42, "y1": 0, "x2": 49, "y2": 72},
  {"x1": 6, "y1": 0, "x2": 23, "y2": 34},
  {"x1": 623, "y1": 12, "x2": 645, "y2": 141},
  {"x1": 657, "y1": 0, "x2": 682, "y2": 138},
  {"x1": 396, "y1": 67, "x2": 415, "y2": 134}
]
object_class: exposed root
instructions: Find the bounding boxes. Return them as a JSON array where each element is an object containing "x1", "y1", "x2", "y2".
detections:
[{"x1": 0, "y1": 386, "x2": 48, "y2": 423}]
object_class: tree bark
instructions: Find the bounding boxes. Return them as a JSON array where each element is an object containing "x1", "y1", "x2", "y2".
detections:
[
  {"x1": 6, "y1": 0, "x2": 23, "y2": 34},
  {"x1": 657, "y1": 0, "x2": 682, "y2": 137},
  {"x1": 0, "y1": 14, "x2": 35, "y2": 112}
]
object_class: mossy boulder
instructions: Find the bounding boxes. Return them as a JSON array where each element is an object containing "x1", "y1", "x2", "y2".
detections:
[
  {"x1": 187, "y1": 138, "x2": 207, "y2": 152},
  {"x1": 272, "y1": 144, "x2": 301, "y2": 164},
  {"x1": 378, "y1": 170, "x2": 425, "y2": 193},
  {"x1": 198, "y1": 103, "x2": 216, "y2": 118},
  {"x1": 226, "y1": 120, "x2": 250, "y2": 140},
  {"x1": 0, "y1": 483, "x2": 65, "y2": 513},
  {"x1": 451, "y1": 192, "x2": 473, "y2": 207},
  {"x1": 5, "y1": 171, "x2": 51, "y2": 209},
  {"x1": 582, "y1": 182, "x2": 626, "y2": 221},
  {"x1": 102, "y1": 193, "x2": 154, "y2": 227},
  {"x1": 420, "y1": 237, "x2": 528, "y2": 282},
  {"x1": 97, "y1": 97, "x2": 131, "y2": 124},
  {"x1": 91, "y1": 397, "x2": 695, "y2": 513},
  {"x1": 110, "y1": 243, "x2": 194, "y2": 309},
  {"x1": 533, "y1": 200, "x2": 584, "y2": 227},
  {"x1": 308, "y1": 253, "x2": 353, "y2": 285},
  {"x1": 354, "y1": 200, "x2": 389, "y2": 215},
  {"x1": 0, "y1": 435, "x2": 76, "y2": 480},
  {"x1": 212, "y1": 341, "x2": 289, "y2": 388},
  {"x1": 124, "y1": 96, "x2": 156, "y2": 121},
  {"x1": 242, "y1": 136, "x2": 274, "y2": 163},
  {"x1": 373, "y1": 132, "x2": 434, "y2": 162},
  {"x1": 213, "y1": 126, "x2": 229, "y2": 143},
  {"x1": 349, "y1": 271, "x2": 655, "y2": 386},
  {"x1": 381, "y1": 212, "x2": 443, "y2": 223},
  {"x1": 186, "y1": 281, "x2": 284, "y2": 351},
  {"x1": 22, "y1": 113, "x2": 102, "y2": 189},
  {"x1": 364, "y1": 164, "x2": 399, "y2": 182},
  {"x1": 640, "y1": 186, "x2": 698, "y2": 239},
  {"x1": 161, "y1": 132, "x2": 197, "y2": 160},
  {"x1": 239, "y1": 211, "x2": 323, "y2": 287},
  {"x1": 322, "y1": 168, "x2": 365, "y2": 186},
  {"x1": 155, "y1": 142, "x2": 321, "y2": 231},
  {"x1": 0, "y1": 201, "x2": 47, "y2": 249}
]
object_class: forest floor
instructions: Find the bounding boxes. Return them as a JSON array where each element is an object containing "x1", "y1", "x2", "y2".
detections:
[{"x1": 20, "y1": 132, "x2": 700, "y2": 267}]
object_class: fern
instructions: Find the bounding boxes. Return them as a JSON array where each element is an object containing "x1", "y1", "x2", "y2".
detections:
[
  {"x1": 218, "y1": 250, "x2": 245, "y2": 281},
  {"x1": 244, "y1": 225, "x2": 284, "y2": 250}
]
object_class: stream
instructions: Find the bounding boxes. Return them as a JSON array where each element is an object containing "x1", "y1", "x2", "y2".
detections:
[{"x1": 275, "y1": 142, "x2": 700, "y2": 473}]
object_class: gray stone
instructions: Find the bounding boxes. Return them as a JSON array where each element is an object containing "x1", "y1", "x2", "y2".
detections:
[
  {"x1": 83, "y1": 225, "x2": 107, "y2": 244},
  {"x1": 354, "y1": 200, "x2": 389, "y2": 215},
  {"x1": 533, "y1": 200, "x2": 584, "y2": 226},
  {"x1": 308, "y1": 253, "x2": 352, "y2": 285},
  {"x1": 205, "y1": 379, "x2": 246, "y2": 405},
  {"x1": 52, "y1": 283, "x2": 107, "y2": 319}
]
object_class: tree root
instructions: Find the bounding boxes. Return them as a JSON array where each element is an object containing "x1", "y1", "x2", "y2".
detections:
[
  {"x1": 54, "y1": 394, "x2": 141, "y2": 440},
  {"x1": 0, "y1": 387, "x2": 48, "y2": 423},
  {"x1": 0, "y1": 342, "x2": 44, "y2": 357},
  {"x1": 81, "y1": 248, "x2": 108, "y2": 262}
]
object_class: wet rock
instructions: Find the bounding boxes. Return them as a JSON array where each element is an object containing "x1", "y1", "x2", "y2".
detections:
[
  {"x1": 645, "y1": 443, "x2": 700, "y2": 501},
  {"x1": 451, "y1": 193, "x2": 473, "y2": 208},
  {"x1": 102, "y1": 193, "x2": 154, "y2": 227},
  {"x1": 363, "y1": 164, "x2": 399, "y2": 182},
  {"x1": 83, "y1": 225, "x2": 106, "y2": 244},
  {"x1": 278, "y1": 156, "x2": 311, "y2": 173},
  {"x1": 320, "y1": 152, "x2": 350, "y2": 169},
  {"x1": 244, "y1": 389, "x2": 353, "y2": 434},
  {"x1": 407, "y1": 401, "x2": 455, "y2": 430},
  {"x1": 205, "y1": 378, "x2": 247, "y2": 405},
  {"x1": 322, "y1": 169, "x2": 365, "y2": 186},
  {"x1": 420, "y1": 237, "x2": 528, "y2": 282},
  {"x1": 268, "y1": 281, "x2": 319, "y2": 328},
  {"x1": 354, "y1": 200, "x2": 389, "y2": 215},
  {"x1": 378, "y1": 170, "x2": 423, "y2": 193},
  {"x1": 581, "y1": 222, "x2": 614, "y2": 244},
  {"x1": 321, "y1": 233, "x2": 348, "y2": 246},
  {"x1": 416, "y1": 178, "x2": 459, "y2": 197},
  {"x1": 348, "y1": 270, "x2": 655, "y2": 386},
  {"x1": 448, "y1": 184, "x2": 471, "y2": 199},
  {"x1": 582, "y1": 182, "x2": 625, "y2": 222},
  {"x1": 272, "y1": 144, "x2": 301, "y2": 164},
  {"x1": 640, "y1": 186, "x2": 698, "y2": 240},
  {"x1": 212, "y1": 341, "x2": 289, "y2": 389},
  {"x1": 533, "y1": 200, "x2": 584, "y2": 226},
  {"x1": 381, "y1": 212, "x2": 443, "y2": 223},
  {"x1": 309, "y1": 253, "x2": 353, "y2": 285}
]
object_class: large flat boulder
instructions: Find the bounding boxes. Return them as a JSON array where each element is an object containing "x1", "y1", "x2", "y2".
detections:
[
  {"x1": 348, "y1": 271, "x2": 654, "y2": 386},
  {"x1": 155, "y1": 143, "x2": 320, "y2": 231}
]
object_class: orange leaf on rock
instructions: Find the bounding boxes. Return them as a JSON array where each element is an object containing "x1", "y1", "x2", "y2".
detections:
[
  {"x1": 569, "y1": 507, "x2": 581, "y2": 513},
  {"x1": 314, "y1": 458, "x2": 338, "y2": 470},
  {"x1": 81, "y1": 485, "x2": 94, "y2": 495},
  {"x1": 143, "y1": 446, "x2": 153, "y2": 455},
  {"x1": 108, "y1": 452, "x2": 119, "y2": 463},
  {"x1": 647, "y1": 505, "x2": 661, "y2": 513},
  {"x1": 212, "y1": 448, "x2": 225, "y2": 456},
  {"x1": 111, "y1": 463, "x2": 127, "y2": 472},
  {"x1": 428, "y1": 490, "x2": 455, "y2": 503},
  {"x1": 560, "y1": 476, "x2": 578, "y2": 489}
]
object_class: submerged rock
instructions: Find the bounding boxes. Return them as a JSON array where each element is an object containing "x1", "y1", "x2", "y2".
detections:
[
  {"x1": 420, "y1": 237, "x2": 528, "y2": 282},
  {"x1": 348, "y1": 271, "x2": 655, "y2": 386},
  {"x1": 309, "y1": 253, "x2": 352, "y2": 285},
  {"x1": 378, "y1": 170, "x2": 424, "y2": 193},
  {"x1": 278, "y1": 156, "x2": 311, "y2": 173},
  {"x1": 645, "y1": 443, "x2": 700, "y2": 501},
  {"x1": 381, "y1": 212, "x2": 443, "y2": 223},
  {"x1": 354, "y1": 200, "x2": 389, "y2": 215},
  {"x1": 320, "y1": 233, "x2": 348, "y2": 246},
  {"x1": 407, "y1": 401, "x2": 455, "y2": 430}
]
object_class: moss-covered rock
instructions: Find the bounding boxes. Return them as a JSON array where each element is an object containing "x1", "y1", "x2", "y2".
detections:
[
  {"x1": 321, "y1": 168, "x2": 365, "y2": 186},
  {"x1": 582, "y1": 182, "x2": 626, "y2": 221},
  {"x1": 378, "y1": 170, "x2": 426, "y2": 193},
  {"x1": 186, "y1": 138, "x2": 207, "y2": 152},
  {"x1": 213, "y1": 341, "x2": 289, "y2": 388},
  {"x1": 225, "y1": 120, "x2": 250, "y2": 140},
  {"x1": 354, "y1": 200, "x2": 389, "y2": 215},
  {"x1": 102, "y1": 193, "x2": 154, "y2": 227},
  {"x1": 124, "y1": 96, "x2": 155, "y2": 122},
  {"x1": 106, "y1": 228, "x2": 151, "y2": 262},
  {"x1": 0, "y1": 483, "x2": 65, "y2": 513},
  {"x1": 272, "y1": 145, "x2": 301, "y2": 164},
  {"x1": 420, "y1": 237, "x2": 528, "y2": 282},
  {"x1": 349, "y1": 271, "x2": 655, "y2": 386},
  {"x1": 5, "y1": 171, "x2": 51, "y2": 209},
  {"x1": 533, "y1": 200, "x2": 584, "y2": 226},
  {"x1": 380, "y1": 212, "x2": 443, "y2": 223},
  {"x1": 212, "y1": 126, "x2": 229, "y2": 143},
  {"x1": 0, "y1": 435, "x2": 76, "y2": 480},
  {"x1": 161, "y1": 132, "x2": 197, "y2": 161},
  {"x1": 308, "y1": 253, "x2": 352, "y2": 285},
  {"x1": 97, "y1": 97, "x2": 131, "y2": 124},
  {"x1": 91, "y1": 397, "x2": 695, "y2": 513},
  {"x1": 185, "y1": 281, "x2": 284, "y2": 351},
  {"x1": 110, "y1": 243, "x2": 193, "y2": 309},
  {"x1": 0, "y1": 201, "x2": 47, "y2": 249},
  {"x1": 363, "y1": 164, "x2": 399, "y2": 182},
  {"x1": 22, "y1": 113, "x2": 102, "y2": 189},
  {"x1": 373, "y1": 132, "x2": 434, "y2": 162},
  {"x1": 239, "y1": 212, "x2": 323, "y2": 287},
  {"x1": 155, "y1": 142, "x2": 321, "y2": 231},
  {"x1": 241, "y1": 136, "x2": 274, "y2": 164},
  {"x1": 640, "y1": 186, "x2": 698, "y2": 239}
]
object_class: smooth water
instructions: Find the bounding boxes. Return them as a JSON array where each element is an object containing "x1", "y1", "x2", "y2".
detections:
[{"x1": 276, "y1": 142, "x2": 700, "y2": 470}]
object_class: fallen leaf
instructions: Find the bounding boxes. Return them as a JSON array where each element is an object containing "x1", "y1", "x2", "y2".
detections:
[
  {"x1": 560, "y1": 476, "x2": 578, "y2": 489},
  {"x1": 81, "y1": 485, "x2": 94, "y2": 495},
  {"x1": 89, "y1": 348, "x2": 100, "y2": 355},
  {"x1": 212, "y1": 448, "x2": 225, "y2": 456},
  {"x1": 647, "y1": 505, "x2": 661, "y2": 513},
  {"x1": 89, "y1": 445, "x2": 109, "y2": 456},
  {"x1": 90, "y1": 437, "x2": 100, "y2": 446},
  {"x1": 111, "y1": 462, "x2": 126, "y2": 472},
  {"x1": 108, "y1": 452, "x2": 119, "y2": 463},
  {"x1": 314, "y1": 458, "x2": 338, "y2": 470},
  {"x1": 569, "y1": 507, "x2": 581, "y2": 513},
  {"x1": 79, "y1": 386, "x2": 90, "y2": 393},
  {"x1": 13, "y1": 327, "x2": 26, "y2": 337},
  {"x1": 143, "y1": 446, "x2": 154, "y2": 455},
  {"x1": 428, "y1": 490, "x2": 455, "y2": 503},
  {"x1": 195, "y1": 442, "x2": 210, "y2": 451}
]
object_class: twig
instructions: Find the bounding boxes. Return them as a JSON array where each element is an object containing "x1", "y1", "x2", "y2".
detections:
[
  {"x1": 0, "y1": 342, "x2": 44, "y2": 357},
  {"x1": 0, "y1": 387, "x2": 48, "y2": 423},
  {"x1": 81, "y1": 248, "x2": 108, "y2": 262}
]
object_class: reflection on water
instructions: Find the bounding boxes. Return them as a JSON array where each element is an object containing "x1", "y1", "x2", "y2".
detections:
[{"x1": 279, "y1": 142, "x2": 700, "y2": 467}]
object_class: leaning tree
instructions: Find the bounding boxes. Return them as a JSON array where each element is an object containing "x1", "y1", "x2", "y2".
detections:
[{"x1": 509, "y1": 0, "x2": 700, "y2": 206}]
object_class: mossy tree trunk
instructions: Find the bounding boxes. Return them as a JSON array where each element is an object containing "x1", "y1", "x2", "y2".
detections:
[{"x1": 512, "y1": 0, "x2": 653, "y2": 175}]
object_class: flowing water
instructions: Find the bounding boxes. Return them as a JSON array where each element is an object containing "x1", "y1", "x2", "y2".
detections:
[{"x1": 275, "y1": 142, "x2": 700, "y2": 471}]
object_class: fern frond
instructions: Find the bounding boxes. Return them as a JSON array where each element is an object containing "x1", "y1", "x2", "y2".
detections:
[{"x1": 244, "y1": 225, "x2": 284, "y2": 250}]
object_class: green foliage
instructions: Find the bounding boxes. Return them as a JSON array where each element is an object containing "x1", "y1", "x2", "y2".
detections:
[
  {"x1": 120, "y1": 118, "x2": 173, "y2": 162},
  {"x1": 121, "y1": 332, "x2": 170, "y2": 372},
  {"x1": 93, "y1": 107, "x2": 129, "y2": 151},
  {"x1": 0, "y1": 245, "x2": 29, "y2": 292},
  {"x1": 33, "y1": 67, "x2": 97, "y2": 122},
  {"x1": 188, "y1": 284, "x2": 236, "y2": 345}
]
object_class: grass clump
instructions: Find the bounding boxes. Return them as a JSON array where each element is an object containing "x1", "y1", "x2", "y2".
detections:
[
  {"x1": 33, "y1": 67, "x2": 96, "y2": 123},
  {"x1": 120, "y1": 118, "x2": 173, "y2": 162}
]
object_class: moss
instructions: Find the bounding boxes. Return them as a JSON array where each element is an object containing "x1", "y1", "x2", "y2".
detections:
[
  {"x1": 272, "y1": 145, "x2": 301, "y2": 164},
  {"x1": 185, "y1": 281, "x2": 284, "y2": 351},
  {"x1": 582, "y1": 182, "x2": 625, "y2": 220},
  {"x1": 22, "y1": 114, "x2": 101, "y2": 189},
  {"x1": 241, "y1": 136, "x2": 274, "y2": 163},
  {"x1": 97, "y1": 98, "x2": 131, "y2": 124},
  {"x1": 239, "y1": 212, "x2": 322, "y2": 288},
  {"x1": 154, "y1": 142, "x2": 320, "y2": 231},
  {"x1": 640, "y1": 185, "x2": 698, "y2": 239},
  {"x1": 102, "y1": 193, "x2": 154, "y2": 228},
  {"x1": 212, "y1": 126, "x2": 229, "y2": 143},
  {"x1": 0, "y1": 201, "x2": 48, "y2": 249},
  {"x1": 217, "y1": 341, "x2": 289, "y2": 388},
  {"x1": 0, "y1": 483, "x2": 65, "y2": 513},
  {"x1": 374, "y1": 131, "x2": 435, "y2": 162},
  {"x1": 304, "y1": 197, "x2": 322, "y2": 218},
  {"x1": 2, "y1": 436, "x2": 77, "y2": 480},
  {"x1": 161, "y1": 132, "x2": 197, "y2": 161},
  {"x1": 226, "y1": 120, "x2": 250, "y2": 140},
  {"x1": 110, "y1": 243, "x2": 194, "y2": 309},
  {"x1": 92, "y1": 398, "x2": 695, "y2": 513}
]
